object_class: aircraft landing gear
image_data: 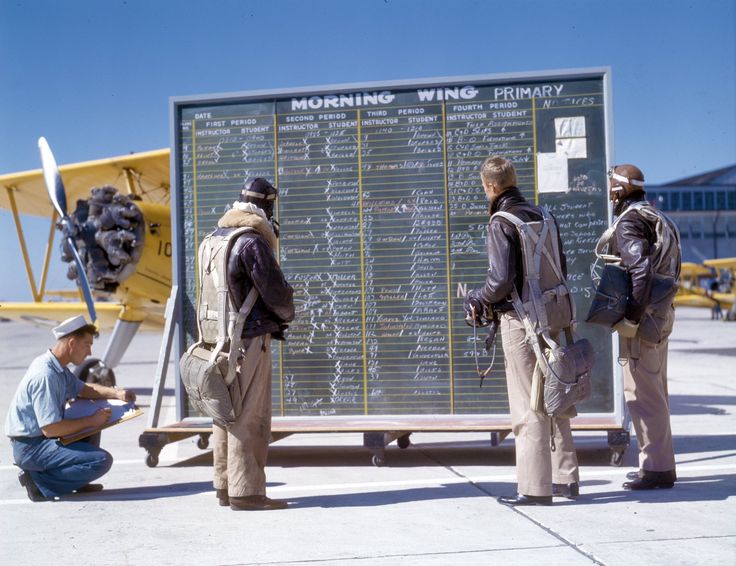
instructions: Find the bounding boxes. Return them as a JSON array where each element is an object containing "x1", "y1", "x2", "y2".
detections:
[{"x1": 74, "y1": 358, "x2": 116, "y2": 387}]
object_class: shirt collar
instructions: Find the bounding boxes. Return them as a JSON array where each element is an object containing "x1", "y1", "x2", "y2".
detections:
[
  {"x1": 45, "y1": 349, "x2": 67, "y2": 373},
  {"x1": 490, "y1": 187, "x2": 525, "y2": 214}
]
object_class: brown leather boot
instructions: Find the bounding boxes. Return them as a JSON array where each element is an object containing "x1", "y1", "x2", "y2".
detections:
[
  {"x1": 229, "y1": 495, "x2": 288, "y2": 511},
  {"x1": 498, "y1": 493, "x2": 553, "y2": 506},
  {"x1": 552, "y1": 482, "x2": 579, "y2": 499},
  {"x1": 216, "y1": 489, "x2": 229, "y2": 507},
  {"x1": 623, "y1": 470, "x2": 676, "y2": 490}
]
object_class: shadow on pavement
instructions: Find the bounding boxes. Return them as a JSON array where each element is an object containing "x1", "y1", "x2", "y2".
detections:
[
  {"x1": 166, "y1": 442, "x2": 617, "y2": 469},
  {"x1": 286, "y1": 481, "x2": 506, "y2": 509},
  {"x1": 672, "y1": 433, "x2": 736, "y2": 454},
  {"x1": 551, "y1": 473, "x2": 736, "y2": 505},
  {"x1": 669, "y1": 395, "x2": 735, "y2": 416},
  {"x1": 59, "y1": 481, "x2": 213, "y2": 502}
]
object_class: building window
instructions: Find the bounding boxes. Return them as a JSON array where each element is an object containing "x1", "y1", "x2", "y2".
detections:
[
  {"x1": 716, "y1": 191, "x2": 726, "y2": 210},
  {"x1": 728, "y1": 191, "x2": 736, "y2": 210},
  {"x1": 681, "y1": 191, "x2": 692, "y2": 211},
  {"x1": 705, "y1": 191, "x2": 715, "y2": 210},
  {"x1": 693, "y1": 192, "x2": 703, "y2": 210},
  {"x1": 670, "y1": 192, "x2": 680, "y2": 211}
]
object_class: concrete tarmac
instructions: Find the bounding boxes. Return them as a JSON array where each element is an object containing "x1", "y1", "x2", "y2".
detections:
[{"x1": 0, "y1": 307, "x2": 734, "y2": 566}]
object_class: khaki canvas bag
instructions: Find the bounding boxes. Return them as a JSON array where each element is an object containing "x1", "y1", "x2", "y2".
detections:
[{"x1": 179, "y1": 227, "x2": 258, "y2": 426}]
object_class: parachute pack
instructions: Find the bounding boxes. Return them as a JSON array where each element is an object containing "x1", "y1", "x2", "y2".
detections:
[
  {"x1": 492, "y1": 209, "x2": 594, "y2": 417},
  {"x1": 592, "y1": 201, "x2": 681, "y2": 344},
  {"x1": 179, "y1": 226, "x2": 258, "y2": 426}
]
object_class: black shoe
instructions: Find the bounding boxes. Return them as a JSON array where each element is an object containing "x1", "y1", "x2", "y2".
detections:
[
  {"x1": 623, "y1": 470, "x2": 676, "y2": 490},
  {"x1": 230, "y1": 495, "x2": 288, "y2": 511},
  {"x1": 216, "y1": 489, "x2": 229, "y2": 507},
  {"x1": 498, "y1": 493, "x2": 552, "y2": 506},
  {"x1": 75, "y1": 483, "x2": 104, "y2": 493},
  {"x1": 626, "y1": 470, "x2": 642, "y2": 480},
  {"x1": 552, "y1": 482, "x2": 579, "y2": 499},
  {"x1": 18, "y1": 471, "x2": 46, "y2": 502}
]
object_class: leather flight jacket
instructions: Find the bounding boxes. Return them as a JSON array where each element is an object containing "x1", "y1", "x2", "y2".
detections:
[
  {"x1": 472, "y1": 187, "x2": 567, "y2": 314},
  {"x1": 215, "y1": 227, "x2": 295, "y2": 338},
  {"x1": 609, "y1": 196, "x2": 658, "y2": 323}
]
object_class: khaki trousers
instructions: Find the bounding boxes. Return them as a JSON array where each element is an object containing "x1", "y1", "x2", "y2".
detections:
[
  {"x1": 212, "y1": 334, "x2": 272, "y2": 497},
  {"x1": 500, "y1": 311, "x2": 579, "y2": 497},
  {"x1": 622, "y1": 328, "x2": 676, "y2": 472}
]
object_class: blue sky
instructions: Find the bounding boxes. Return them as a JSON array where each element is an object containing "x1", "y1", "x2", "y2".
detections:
[{"x1": 0, "y1": 0, "x2": 734, "y2": 300}]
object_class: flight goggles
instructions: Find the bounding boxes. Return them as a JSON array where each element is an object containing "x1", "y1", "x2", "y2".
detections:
[{"x1": 607, "y1": 166, "x2": 645, "y2": 187}]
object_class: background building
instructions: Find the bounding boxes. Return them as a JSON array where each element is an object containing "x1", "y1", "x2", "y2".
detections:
[{"x1": 647, "y1": 164, "x2": 736, "y2": 262}]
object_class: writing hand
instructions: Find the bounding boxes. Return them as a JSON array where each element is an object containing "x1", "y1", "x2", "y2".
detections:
[
  {"x1": 116, "y1": 389, "x2": 136, "y2": 403},
  {"x1": 90, "y1": 407, "x2": 112, "y2": 427}
]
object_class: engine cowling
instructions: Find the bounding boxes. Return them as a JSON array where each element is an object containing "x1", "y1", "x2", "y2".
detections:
[{"x1": 62, "y1": 186, "x2": 145, "y2": 293}]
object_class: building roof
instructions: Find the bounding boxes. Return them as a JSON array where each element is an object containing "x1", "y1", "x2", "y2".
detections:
[{"x1": 657, "y1": 164, "x2": 736, "y2": 187}]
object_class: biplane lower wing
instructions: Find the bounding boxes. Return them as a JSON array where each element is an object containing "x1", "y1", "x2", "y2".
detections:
[
  {"x1": 0, "y1": 301, "x2": 165, "y2": 332},
  {"x1": 0, "y1": 301, "x2": 122, "y2": 329}
]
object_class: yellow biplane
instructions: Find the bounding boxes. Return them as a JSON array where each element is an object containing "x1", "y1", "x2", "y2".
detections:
[
  {"x1": 0, "y1": 139, "x2": 171, "y2": 384},
  {"x1": 675, "y1": 259, "x2": 736, "y2": 319}
]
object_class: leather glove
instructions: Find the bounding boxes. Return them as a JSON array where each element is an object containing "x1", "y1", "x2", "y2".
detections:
[
  {"x1": 463, "y1": 292, "x2": 487, "y2": 327},
  {"x1": 613, "y1": 317, "x2": 639, "y2": 338},
  {"x1": 272, "y1": 324, "x2": 289, "y2": 341}
]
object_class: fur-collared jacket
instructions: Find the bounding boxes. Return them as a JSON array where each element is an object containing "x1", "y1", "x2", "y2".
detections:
[{"x1": 215, "y1": 203, "x2": 295, "y2": 338}]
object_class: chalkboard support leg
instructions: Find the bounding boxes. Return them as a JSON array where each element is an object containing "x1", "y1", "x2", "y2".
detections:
[{"x1": 490, "y1": 430, "x2": 511, "y2": 447}]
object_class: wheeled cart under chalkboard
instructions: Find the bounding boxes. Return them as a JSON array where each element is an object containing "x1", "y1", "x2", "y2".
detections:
[{"x1": 139, "y1": 415, "x2": 631, "y2": 468}]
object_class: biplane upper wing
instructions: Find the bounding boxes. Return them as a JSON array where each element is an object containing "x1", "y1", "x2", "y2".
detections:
[
  {"x1": 0, "y1": 147, "x2": 171, "y2": 332},
  {"x1": 703, "y1": 258, "x2": 736, "y2": 271},
  {"x1": 0, "y1": 148, "x2": 170, "y2": 218},
  {"x1": 680, "y1": 262, "x2": 714, "y2": 279}
]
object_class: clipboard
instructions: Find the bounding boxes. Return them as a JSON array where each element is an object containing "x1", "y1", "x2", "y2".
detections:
[{"x1": 60, "y1": 398, "x2": 143, "y2": 445}]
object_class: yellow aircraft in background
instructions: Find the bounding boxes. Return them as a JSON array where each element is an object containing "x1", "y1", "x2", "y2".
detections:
[
  {"x1": 675, "y1": 259, "x2": 736, "y2": 319},
  {"x1": 0, "y1": 140, "x2": 171, "y2": 385}
]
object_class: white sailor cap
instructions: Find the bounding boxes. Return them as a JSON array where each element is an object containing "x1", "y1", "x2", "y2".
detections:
[{"x1": 52, "y1": 315, "x2": 92, "y2": 340}]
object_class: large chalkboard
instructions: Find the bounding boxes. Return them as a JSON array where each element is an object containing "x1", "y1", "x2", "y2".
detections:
[{"x1": 171, "y1": 69, "x2": 620, "y2": 427}]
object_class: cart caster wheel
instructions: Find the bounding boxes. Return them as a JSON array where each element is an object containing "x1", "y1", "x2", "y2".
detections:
[
  {"x1": 610, "y1": 450, "x2": 624, "y2": 467},
  {"x1": 145, "y1": 453, "x2": 159, "y2": 468},
  {"x1": 197, "y1": 435, "x2": 210, "y2": 450},
  {"x1": 397, "y1": 435, "x2": 411, "y2": 449},
  {"x1": 372, "y1": 454, "x2": 385, "y2": 467}
]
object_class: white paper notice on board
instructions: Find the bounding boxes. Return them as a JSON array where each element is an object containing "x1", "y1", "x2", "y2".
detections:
[
  {"x1": 554, "y1": 116, "x2": 587, "y2": 158},
  {"x1": 537, "y1": 152, "x2": 569, "y2": 193},
  {"x1": 556, "y1": 137, "x2": 587, "y2": 158},
  {"x1": 555, "y1": 116, "x2": 586, "y2": 138}
]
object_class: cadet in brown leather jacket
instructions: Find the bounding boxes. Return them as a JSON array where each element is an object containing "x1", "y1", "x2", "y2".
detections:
[
  {"x1": 211, "y1": 178, "x2": 295, "y2": 510},
  {"x1": 464, "y1": 156, "x2": 580, "y2": 506},
  {"x1": 607, "y1": 164, "x2": 680, "y2": 490}
]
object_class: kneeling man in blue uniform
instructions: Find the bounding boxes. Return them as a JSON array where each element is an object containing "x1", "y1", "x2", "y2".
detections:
[{"x1": 5, "y1": 315, "x2": 136, "y2": 501}]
